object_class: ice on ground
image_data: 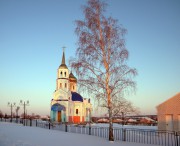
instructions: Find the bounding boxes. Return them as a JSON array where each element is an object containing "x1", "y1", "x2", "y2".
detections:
[{"x1": 0, "y1": 122, "x2": 158, "y2": 146}]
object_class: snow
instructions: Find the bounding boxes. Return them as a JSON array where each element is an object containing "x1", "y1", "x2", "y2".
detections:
[
  {"x1": 97, "y1": 118, "x2": 109, "y2": 122},
  {"x1": 0, "y1": 122, "x2": 159, "y2": 146},
  {"x1": 92, "y1": 123, "x2": 157, "y2": 130},
  {"x1": 142, "y1": 117, "x2": 155, "y2": 122},
  {"x1": 127, "y1": 118, "x2": 137, "y2": 122}
]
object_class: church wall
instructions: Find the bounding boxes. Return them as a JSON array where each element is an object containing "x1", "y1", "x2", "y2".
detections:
[
  {"x1": 50, "y1": 111, "x2": 56, "y2": 122},
  {"x1": 68, "y1": 116, "x2": 73, "y2": 123},
  {"x1": 57, "y1": 79, "x2": 69, "y2": 92},
  {"x1": 61, "y1": 111, "x2": 66, "y2": 122},
  {"x1": 68, "y1": 101, "x2": 73, "y2": 123},
  {"x1": 58, "y1": 68, "x2": 69, "y2": 78},
  {"x1": 62, "y1": 101, "x2": 68, "y2": 122},
  {"x1": 82, "y1": 99, "x2": 92, "y2": 122}
]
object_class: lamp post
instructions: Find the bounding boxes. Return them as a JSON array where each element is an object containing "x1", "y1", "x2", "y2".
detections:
[
  {"x1": 7, "y1": 102, "x2": 16, "y2": 122},
  {"x1": 19, "y1": 100, "x2": 29, "y2": 126},
  {"x1": 88, "y1": 108, "x2": 91, "y2": 135},
  {"x1": 15, "y1": 106, "x2": 20, "y2": 123},
  {"x1": 121, "y1": 112, "x2": 124, "y2": 126}
]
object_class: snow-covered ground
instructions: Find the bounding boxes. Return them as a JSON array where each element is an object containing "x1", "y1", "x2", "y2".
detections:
[
  {"x1": 0, "y1": 122, "x2": 159, "y2": 146},
  {"x1": 91, "y1": 123, "x2": 157, "y2": 130}
]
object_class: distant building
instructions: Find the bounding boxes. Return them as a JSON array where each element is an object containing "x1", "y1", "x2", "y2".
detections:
[
  {"x1": 97, "y1": 118, "x2": 109, "y2": 123},
  {"x1": 139, "y1": 117, "x2": 155, "y2": 125},
  {"x1": 127, "y1": 118, "x2": 137, "y2": 124},
  {"x1": 157, "y1": 93, "x2": 180, "y2": 131},
  {"x1": 50, "y1": 49, "x2": 92, "y2": 123}
]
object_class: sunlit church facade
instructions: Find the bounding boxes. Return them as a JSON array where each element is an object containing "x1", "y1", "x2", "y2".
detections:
[{"x1": 50, "y1": 50, "x2": 92, "y2": 123}]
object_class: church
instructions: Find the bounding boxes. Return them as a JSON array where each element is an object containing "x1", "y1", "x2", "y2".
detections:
[{"x1": 50, "y1": 49, "x2": 92, "y2": 123}]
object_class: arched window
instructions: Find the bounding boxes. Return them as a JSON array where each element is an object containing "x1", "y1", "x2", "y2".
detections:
[
  {"x1": 60, "y1": 71, "x2": 62, "y2": 77},
  {"x1": 60, "y1": 83, "x2": 62, "y2": 88},
  {"x1": 73, "y1": 86, "x2": 74, "y2": 90},
  {"x1": 64, "y1": 72, "x2": 66, "y2": 77},
  {"x1": 65, "y1": 83, "x2": 67, "y2": 88},
  {"x1": 76, "y1": 109, "x2": 78, "y2": 115}
]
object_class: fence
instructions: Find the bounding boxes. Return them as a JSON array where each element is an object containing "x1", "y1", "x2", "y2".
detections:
[{"x1": 1, "y1": 118, "x2": 179, "y2": 146}]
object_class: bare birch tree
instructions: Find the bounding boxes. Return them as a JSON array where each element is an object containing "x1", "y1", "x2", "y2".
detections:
[{"x1": 70, "y1": 0, "x2": 137, "y2": 141}]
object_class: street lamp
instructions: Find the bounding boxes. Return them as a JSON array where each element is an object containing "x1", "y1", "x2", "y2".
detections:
[
  {"x1": 15, "y1": 106, "x2": 20, "y2": 123},
  {"x1": 121, "y1": 112, "x2": 124, "y2": 126},
  {"x1": 7, "y1": 102, "x2": 16, "y2": 122},
  {"x1": 19, "y1": 100, "x2": 29, "y2": 126},
  {"x1": 88, "y1": 108, "x2": 91, "y2": 135}
]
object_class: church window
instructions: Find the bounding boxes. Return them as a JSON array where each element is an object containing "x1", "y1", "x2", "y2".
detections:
[
  {"x1": 73, "y1": 86, "x2": 74, "y2": 90},
  {"x1": 65, "y1": 83, "x2": 67, "y2": 88},
  {"x1": 76, "y1": 109, "x2": 78, "y2": 115},
  {"x1": 64, "y1": 72, "x2": 66, "y2": 77},
  {"x1": 60, "y1": 83, "x2": 62, "y2": 88},
  {"x1": 60, "y1": 71, "x2": 62, "y2": 77}
]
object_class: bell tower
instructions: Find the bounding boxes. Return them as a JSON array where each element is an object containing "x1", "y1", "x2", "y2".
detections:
[{"x1": 56, "y1": 47, "x2": 69, "y2": 92}]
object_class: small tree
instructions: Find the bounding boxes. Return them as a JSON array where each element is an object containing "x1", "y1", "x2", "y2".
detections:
[
  {"x1": 112, "y1": 97, "x2": 139, "y2": 117},
  {"x1": 71, "y1": 0, "x2": 137, "y2": 141}
]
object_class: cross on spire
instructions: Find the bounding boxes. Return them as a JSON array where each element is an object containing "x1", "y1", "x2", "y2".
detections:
[{"x1": 62, "y1": 46, "x2": 66, "y2": 52}]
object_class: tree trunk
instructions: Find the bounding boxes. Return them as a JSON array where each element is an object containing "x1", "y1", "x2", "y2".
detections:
[{"x1": 108, "y1": 106, "x2": 114, "y2": 141}]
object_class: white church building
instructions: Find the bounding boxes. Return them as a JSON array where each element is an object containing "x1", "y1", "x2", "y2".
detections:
[{"x1": 50, "y1": 50, "x2": 92, "y2": 123}]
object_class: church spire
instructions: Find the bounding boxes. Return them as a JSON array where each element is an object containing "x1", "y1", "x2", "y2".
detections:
[
  {"x1": 61, "y1": 46, "x2": 66, "y2": 65},
  {"x1": 59, "y1": 46, "x2": 68, "y2": 69}
]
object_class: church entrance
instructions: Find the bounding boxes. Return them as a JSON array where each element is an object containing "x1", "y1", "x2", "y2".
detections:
[
  {"x1": 58, "y1": 111, "x2": 61, "y2": 122},
  {"x1": 51, "y1": 103, "x2": 66, "y2": 123}
]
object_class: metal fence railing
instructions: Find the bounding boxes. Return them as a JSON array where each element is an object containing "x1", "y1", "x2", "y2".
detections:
[{"x1": 0, "y1": 118, "x2": 179, "y2": 146}]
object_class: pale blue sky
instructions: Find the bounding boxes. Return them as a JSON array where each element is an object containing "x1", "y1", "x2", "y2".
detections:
[{"x1": 0, "y1": 0, "x2": 179, "y2": 116}]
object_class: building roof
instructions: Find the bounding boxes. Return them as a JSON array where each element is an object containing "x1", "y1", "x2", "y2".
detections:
[
  {"x1": 141, "y1": 117, "x2": 155, "y2": 122},
  {"x1": 71, "y1": 92, "x2": 83, "y2": 102},
  {"x1": 157, "y1": 92, "x2": 180, "y2": 108},
  {"x1": 69, "y1": 72, "x2": 77, "y2": 81},
  {"x1": 59, "y1": 64, "x2": 68, "y2": 69}
]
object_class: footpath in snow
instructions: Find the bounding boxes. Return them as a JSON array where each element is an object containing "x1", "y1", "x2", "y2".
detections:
[{"x1": 0, "y1": 122, "x2": 159, "y2": 146}]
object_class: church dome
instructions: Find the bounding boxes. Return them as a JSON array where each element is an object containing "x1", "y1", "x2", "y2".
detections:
[
  {"x1": 59, "y1": 64, "x2": 68, "y2": 69},
  {"x1": 71, "y1": 92, "x2": 83, "y2": 102},
  {"x1": 69, "y1": 72, "x2": 77, "y2": 81}
]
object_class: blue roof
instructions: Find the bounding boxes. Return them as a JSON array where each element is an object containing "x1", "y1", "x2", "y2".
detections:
[
  {"x1": 71, "y1": 92, "x2": 83, "y2": 102},
  {"x1": 51, "y1": 103, "x2": 66, "y2": 111}
]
